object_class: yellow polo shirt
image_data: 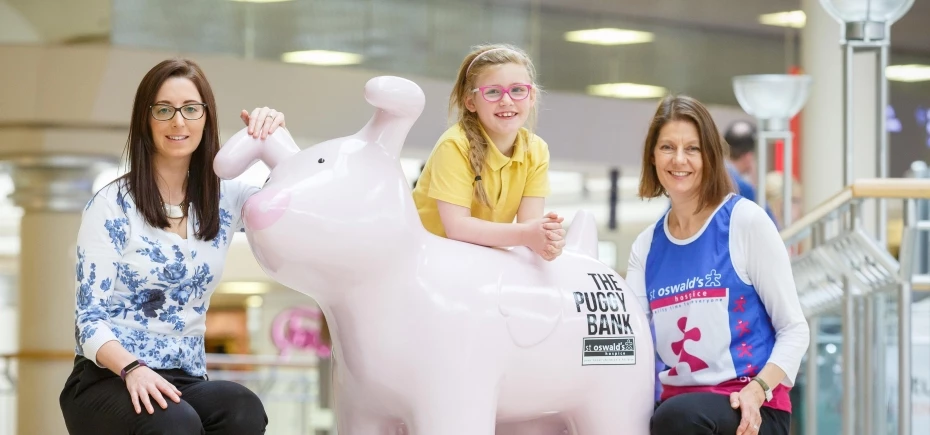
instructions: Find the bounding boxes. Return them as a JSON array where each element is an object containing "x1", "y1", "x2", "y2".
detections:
[{"x1": 413, "y1": 124, "x2": 551, "y2": 238}]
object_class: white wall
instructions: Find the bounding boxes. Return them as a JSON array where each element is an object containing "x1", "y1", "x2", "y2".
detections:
[{"x1": 0, "y1": 0, "x2": 40, "y2": 44}]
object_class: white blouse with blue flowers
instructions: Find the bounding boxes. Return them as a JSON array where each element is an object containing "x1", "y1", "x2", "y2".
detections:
[{"x1": 74, "y1": 179, "x2": 258, "y2": 377}]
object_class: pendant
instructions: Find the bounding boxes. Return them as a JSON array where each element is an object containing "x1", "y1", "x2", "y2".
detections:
[{"x1": 164, "y1": 203, "x2": 184, "y2": 219}]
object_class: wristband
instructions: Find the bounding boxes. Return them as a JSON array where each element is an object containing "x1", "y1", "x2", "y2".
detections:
[
  {"x1": 120, "y1": 359, "x2": 147, "y2": 381},
  {"x1": 751, "y1": 376, "x2": 773, "y2": 402}
]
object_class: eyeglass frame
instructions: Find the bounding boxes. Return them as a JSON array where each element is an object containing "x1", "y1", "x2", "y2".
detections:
[
  {"x1": 471, "y1": 84, "x2": 534, "y2": 103},
  {"x1": 149, "y1": 103, "x2": 208, "y2": 121}
]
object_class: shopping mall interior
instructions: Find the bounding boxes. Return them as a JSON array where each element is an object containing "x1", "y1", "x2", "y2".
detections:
[{"x1": 0, "y1": 0, "x2": 929, "y2": 434}]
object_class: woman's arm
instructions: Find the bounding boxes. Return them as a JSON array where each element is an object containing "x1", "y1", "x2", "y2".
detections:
[
  {"x1": 624, "y1": 228, "x2": 654, "y2": 321},
  {"x1": 736, "y1": 201, "x2": 810, "y2": 386},
  {"x1": 625, "y1": 228, "x2": 659, "y2": 401},
  {"x1": 74, "y1": 193, "x2": 126, "y2": 369},
  {"x1": 76, "y1": 191, "x2": 181, "y2": 414}
]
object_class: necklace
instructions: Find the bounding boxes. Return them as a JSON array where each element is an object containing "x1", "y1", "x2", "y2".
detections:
[
  {"x1": 160, "y1": 171, "x2": 189, "y2": 219},
  {"x1": 163, "y1": 202, "x2": 185, "y2": 219}
]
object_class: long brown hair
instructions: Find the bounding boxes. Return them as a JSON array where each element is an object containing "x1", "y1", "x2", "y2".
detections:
[
  {"x1": 121, "y1": 58, "x2": 221, "y2": 240},
  {"x1": 638, "y1": 94, "x2": 735, "y2": 213},
  {"x1": 449, "y1": 43, "x2": 540, "y2": 207}
]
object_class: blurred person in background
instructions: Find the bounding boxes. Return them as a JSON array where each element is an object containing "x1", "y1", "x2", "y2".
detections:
[
  {"x1": 764, "y1": 171, "x2": 804, "y2": 230},
  {"x1": 723, "y1": 120, "x2": 778, "y2": 226}
]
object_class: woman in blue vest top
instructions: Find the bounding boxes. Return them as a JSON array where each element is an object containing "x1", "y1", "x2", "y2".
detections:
[{"x1": 626, "y1": 95, "x2": 810, "y2": 435}]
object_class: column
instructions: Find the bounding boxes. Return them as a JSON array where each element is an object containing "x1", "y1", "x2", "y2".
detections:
[
  {"x1": 1, "y1": 153, "x2": 116, "y2": 435},
  {"x1": 800, "y1": 2, "x2": 881, "y2": 435},
  {"x1": 800, "y1": 0, "x2": 878, "y2": 227}
]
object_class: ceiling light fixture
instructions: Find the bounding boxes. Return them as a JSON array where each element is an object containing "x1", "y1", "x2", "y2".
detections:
[
  {"x1": 586, "y1": 83, "x2": 667, "y2": 99},
  {"x1": 758, "y1": 10, "x2": 807, "y2": 28},
  {"x1": 564, "y1": 28, "x2": 654, "y2": 46},
  {"x1": 886, "y1": 64, "x2": 930, "y2": 82},
  {"x1": 281, "y1": 50, "x2": 364, "y2": 66}
]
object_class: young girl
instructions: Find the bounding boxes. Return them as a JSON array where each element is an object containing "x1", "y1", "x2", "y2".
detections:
[{"x1": 412, "y1": 43, "x2": 564, "y2": 260}]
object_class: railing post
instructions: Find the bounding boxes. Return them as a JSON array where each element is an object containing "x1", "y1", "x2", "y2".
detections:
[
  {"x1": 842, "y1": 201, "x2": 859, "y2": 435},
  {"x1": 898, "y1": 198, "x2": 917, "y2": 435},
  {"x1": 842, "y1": 274, "x2": 857, "y2": 435},
  {"x1": 804, "y1": 221, "x2": 826, "y2": 435},
  {"x1": 873, "y1": 293, "x2": 887, "y2": 435},
  {"x1": 805, "y1": 316, "x2": 819, "y2": 435},
  {"x1": 861, "y1": 294, "x2": 872, "y2": 434}
]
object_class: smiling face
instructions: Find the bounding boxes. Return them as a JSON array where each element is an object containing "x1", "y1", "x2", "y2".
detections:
[
  {"x1": 464, "y1": 63, "x2": 535, "y2": 143},
  {"x1": 149, "y1": 77, "x2": 206, "y2": 165},
  {"x1": 653, "y1": 120, "x2": 703, "y2": 201}
]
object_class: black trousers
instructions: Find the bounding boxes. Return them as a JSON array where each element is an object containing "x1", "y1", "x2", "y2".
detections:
[
  {"x1": 650, "y1": 392, "x2": 791, "y2": 435},
  {"x1": 59, "y1": 356, "x2": 267, "y2": 435}
]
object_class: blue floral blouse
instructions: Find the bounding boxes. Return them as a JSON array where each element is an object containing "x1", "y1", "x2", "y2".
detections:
[{"x1": 73, "y1": 179, "x2": 258, "y2": 377}]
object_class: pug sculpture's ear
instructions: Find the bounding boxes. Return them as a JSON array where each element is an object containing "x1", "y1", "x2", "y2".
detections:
[{"x1": 214, "y1": 127, "x2": 299, "y2": 180}]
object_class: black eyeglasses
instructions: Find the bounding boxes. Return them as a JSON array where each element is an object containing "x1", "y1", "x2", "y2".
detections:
[{"x1": 150, "y1": 103, "x2": 207, "y2": 121}]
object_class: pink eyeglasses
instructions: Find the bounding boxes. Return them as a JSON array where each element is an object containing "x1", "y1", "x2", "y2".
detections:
[{"x1": 472, "y1": 84, "x2": 533, "y2": 102}]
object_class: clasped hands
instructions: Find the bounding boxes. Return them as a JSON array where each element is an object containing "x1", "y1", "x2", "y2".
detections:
[{"x1": 525, "y1": 212, "x2": 566, "y2": 261}]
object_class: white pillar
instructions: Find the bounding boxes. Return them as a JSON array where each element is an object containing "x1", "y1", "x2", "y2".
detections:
[
  {"x1": 2, "y1": 153, "x2": 115, "y2": 435},
  {"x1": 801, "y1": 0, "x2": 878, "y2": 234},
  {"x1": 800, "y1": 3, "x2": 882, "y2": 435}
]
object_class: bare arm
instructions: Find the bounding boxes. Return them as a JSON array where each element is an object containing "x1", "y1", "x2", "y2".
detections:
[
  {"x1": 95, "y1": 340, "x2": 147, "y2": 375},
  {"x1": 516, "y1": 196, "x2": 566, "y2": 259},
  {"x1": 96, "y1": 340, "x2": 183, "y2": 415},
  {"x1": 752, "y1": 363, "x2": 787, "y2": 398},
  {"x1": 437, "y1": 200, "x2": 551, "y2": 248},
  {"x1": 516, "y1": 196, "x2": 546, "y2": 223}
]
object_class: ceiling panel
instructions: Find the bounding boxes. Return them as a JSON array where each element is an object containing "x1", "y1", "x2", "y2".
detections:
[
  {"x1": 497, "y1": 0, "x2": 930, "y2": 53},
  {"x1": 106, "y1": 0, "x2": 930, "y2": 108}
]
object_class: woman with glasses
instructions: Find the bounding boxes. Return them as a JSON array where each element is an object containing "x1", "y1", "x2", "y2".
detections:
[
  {"x1": 59, "y1": 58, "x2": 283, "y2": 435},
  {"x1": 412, "y1": 43, "x2": 565, "y2": 260}
]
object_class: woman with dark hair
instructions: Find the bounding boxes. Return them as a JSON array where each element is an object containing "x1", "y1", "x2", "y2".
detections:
[
  {"x1": 626, "y1": 95, "x2": 809, "y2": 435},
  {"x1": 59, "y1": 58, "x2": 283, "y2": 434}
]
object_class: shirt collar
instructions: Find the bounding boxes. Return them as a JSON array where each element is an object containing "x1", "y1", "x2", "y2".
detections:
[{"x1": 480, "y1": 124, "x2": 526, "y2": 171}]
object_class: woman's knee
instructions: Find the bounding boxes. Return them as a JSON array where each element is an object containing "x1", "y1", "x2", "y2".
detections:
[
  {"x1": 650, "y1": 396, "x2": 695, "y2": 434},
  {"x1": 650, "y1": 393, "x2": 724, "y2": 434},
  {"x1": 214, "y1": 381, "x2": 267, "y2": 430},
  {"x1": 139, "y1": 401, "x2": 203, "y2": 435}
]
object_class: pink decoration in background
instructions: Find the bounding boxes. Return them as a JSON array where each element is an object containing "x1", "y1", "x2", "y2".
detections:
[{"x1": 270, "y1": 306, "x2": 331, "y2": 358}]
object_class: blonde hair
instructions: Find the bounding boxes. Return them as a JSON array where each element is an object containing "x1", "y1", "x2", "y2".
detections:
[
  {"x1": 449, "y1": 43, "x2": 540, "y2": 207},
  {"x1": 765, "y1": 171, "x2": 803, "y2": 202},
  {"x1": 765, "y1": 171, "x2": 804, "y2": 227}
]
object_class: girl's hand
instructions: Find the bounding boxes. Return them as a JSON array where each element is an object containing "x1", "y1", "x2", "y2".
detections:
[
  {"x1": 541, "y1": 212, "x2": 566, "y2": 261},
  {"x1": 524, "y1": 212, "x2": 565, "y2": 261}
]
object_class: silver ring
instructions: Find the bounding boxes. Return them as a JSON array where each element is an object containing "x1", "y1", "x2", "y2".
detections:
[
  {"x1": 266, "y1": 114, "x2": 275, "y2": 119},
  {"x1": 753, "y1": 425, "x2": 759, "y2": 430}
]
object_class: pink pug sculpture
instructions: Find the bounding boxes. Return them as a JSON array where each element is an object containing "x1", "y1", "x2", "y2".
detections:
[{"x1": 214, "y1": 76, "x2": 654, "y2": 434}]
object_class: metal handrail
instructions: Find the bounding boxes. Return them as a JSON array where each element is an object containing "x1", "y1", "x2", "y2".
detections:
[
  {"x1": 783, "y1": 177, "x2": 929, "y2": 435},
  {"x1": 781, "y1": 178, "x2": 930, "y2": 244}
]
